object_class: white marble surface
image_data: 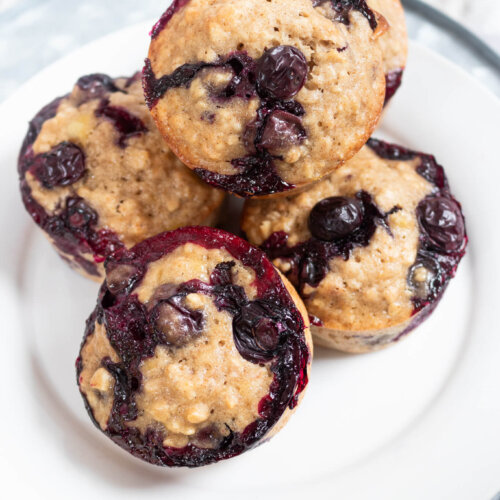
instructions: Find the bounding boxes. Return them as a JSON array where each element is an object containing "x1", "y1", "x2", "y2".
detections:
[{"x1": 0, "y1": 0, "x2": 499, "y2": 102}]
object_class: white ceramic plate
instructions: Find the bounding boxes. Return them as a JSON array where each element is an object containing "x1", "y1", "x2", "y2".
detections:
[{"x1": 1, "y1": 20, "x2": 499, "y2": 500}]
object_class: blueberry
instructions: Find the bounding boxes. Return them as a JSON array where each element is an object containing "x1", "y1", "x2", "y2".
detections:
[
  {"x1": 384, "y1": 69, "x2": 403, "y2": 105},
  {"x1": 197, "y1": 157, "x2": 294, "y2": 196},
  {"x1": 308, "y1": 196, "x2": 364, "y2": 241},
  {"x1": 150, "y1": 298, "x2": 204, "y2": 346},
  {"x1": 210, "y1": 261, "x2": 236, "y2": 286},
  {"x1": 223, "y1": 53, "x2": 257, "y2": 99},
  {"x1": 233, "y1": 300, "x2": 283, "y2": 362},
  {"x1": 20, "y1": 97, "x2": 63, "y2": 158},
  {"x1": 253, "y1": 316, "x2": 282, "y2": 351},
  {"x1": 417, "y1": 196, "x2": 465, "y2": 252},
  {"x1": 65, "y1": 197, "x2": 98, "y2": 230},
  {"x1": 367, "y1": 139, "x2": 449, "y2": 190},
  {"x1": 256, "y1": 46, "x2": 308, "y2": 100},
  {"x1": 143, "y1": 59, "x2": 210, "y2": 109},
  {"x1": 45, "y1": 216, "x2": 67, "y2": 238},
  {"x1": 261, "y1": 230, "x2": 289, "y2": 252},
  {"x1": 242, "y1": 119, "x2": 260, "y2": 154},
  {"x1": 313, "y1": 0, "x2": 378, "y2": 30},
  {"x1": 263, "y1": 191, "x2": 396, "y2": 289},
  {"x1": 32, "y1": 142, "x2": 86, "y2": 189},
  {"x1": 150, "y1": 0, "x2": 192, "y2": 40},
  {"x1": 260, "y1": 110, "x2": 305, "y2": 152},
  {"x1": 191, "y1": 424, "x2": 224, "y2": 450},
  {"x1": 416, "y1": 156, "x2": 448, "y2": 189},
  {"x1": 90, "y1": 228, "x2": 123, "y2": 259},
  {"x1": 408, "y1": 256, "x2": 440, "y2": 300},
  {"x1": 309, "y1": 314, "x2": 323, "y2": 327},
  {"x1": 149, "y1": 283, "x2": 181, "y2": 304},
  {"x1": 76, "y1": 73, "x2": 120, "y2": 100},
  {"x1": 299, "y1": 253, "x2": 328, "y2": 288},
  {"x1": 366, "y1": 138, "x2": 415, "y2": 161},
  {"x1": 95, "y1": 101, "x2": 147, "y2": 148},
  {"x1": 106, "y1": 264, "x2": 138, "y2": 294}
]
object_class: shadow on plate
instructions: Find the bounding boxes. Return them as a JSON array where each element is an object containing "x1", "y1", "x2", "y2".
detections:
[
  {"x1": 15, "y1": 226, "x2": 198, "y2": 488},
  {"x1": 30, "y1": 351, "x2": 186, "y2": 488}
]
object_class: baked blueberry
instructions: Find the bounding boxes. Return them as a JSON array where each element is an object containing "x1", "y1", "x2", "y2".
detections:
[
  {"x1": 308, "y1": 196, "x2": 365, "y2": 240},
  {"x1": 77, "y1": 227, "x2": 312, "y2": 467},
  {"x1": 312, "y1": 0, "x2": 379, "y2": 29},
  {"x1": 256, "y1": 46, "x2": 308, "y2": 100},
  {"x1": 31, "y1": 141, "x2": 86, "y2": 189},
  {"x1": 76, "y1": 73, "x2": 121, "y2": 102},
  {"x1": 144, "y1": 0, "x2": 387, "y2": 197},
  {"x1": 242, "y1": 139, "x2": 467, "y2": 353},
  {"x1": 18, "y1": 73, "x2": 225, "y2": 280},
  {"x1": 417, "y1": 196, "x2": 465, "y2": 253}
]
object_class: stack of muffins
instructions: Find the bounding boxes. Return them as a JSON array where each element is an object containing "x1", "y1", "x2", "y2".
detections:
[{"x1": 18, "y1": 0, "x2": 467, "y2": 468}]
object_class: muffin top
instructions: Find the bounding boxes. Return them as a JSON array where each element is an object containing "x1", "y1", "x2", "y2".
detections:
[
  {"x1": 145, "y1": 0, "x2": 387, "y2": 196},
  {"x1": 369, "y1": 0, "x2": 407, "y2": 73},
  {"x1": 19, "y1": 73, "x2": 225, "y2": 278},
  {"x1": 368, "y1": 0, "x2": 407, "y2": 102},
  {"x1": 243, "y1": 140, "x2": 467, "y2": 332},
  {"x1": 77, "y1": 227, "x2": 311, "y2": 467},
  {"x1": 312, "y1": 0, "x2": 407, "y2": 103}
]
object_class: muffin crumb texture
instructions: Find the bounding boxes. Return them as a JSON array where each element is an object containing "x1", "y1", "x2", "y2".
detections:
[
  {"x1": 243, "y1": 141, "x2": 466, "y2": 344},
  {"x1": 146, "y1": 0, "x2": 386, "y2": 195},
  {"x1": 19, "y1": 74, "x2": 224, "y2": 279}
]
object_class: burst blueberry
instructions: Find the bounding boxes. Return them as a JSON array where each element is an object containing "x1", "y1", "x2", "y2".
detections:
[
  {"x1": 95, "y1": 101, "x2": 148, "y2": 148},
  {"x1": 407, "y1": 256, "x2": 440, "y2": 300},
  {"x1": 65, "y1": 197, "x2": 98, "y2": 231},
  {"x1": 105, "y1": 264, "x2": 139, "y2": 294},
  {"x1": 233, "y1": 300, "x2": 283, "y2": 363},
  {"x1": 150, "y1": 297, "x2": 204, "y2": 347},
  {"x1": 260, "y1": 110, "x2": 306, "y2": 152},
  {"x1": 31, "y1": 142, "x2": 86, "y2": 189}
]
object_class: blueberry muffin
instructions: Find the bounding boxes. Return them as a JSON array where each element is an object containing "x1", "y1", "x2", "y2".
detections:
[
  {"x1": 242, "y1": 139, "x2": 467, "y2": 353},
  {"x1": 144, "y1": 0, "x2": 388, "y2": 197},
  {"x1": 77, "y1": 227, "x2": 312, "y2": 466},
  {"x1": 18, "y1": 73, "x2": 225, "y2": 281}
]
